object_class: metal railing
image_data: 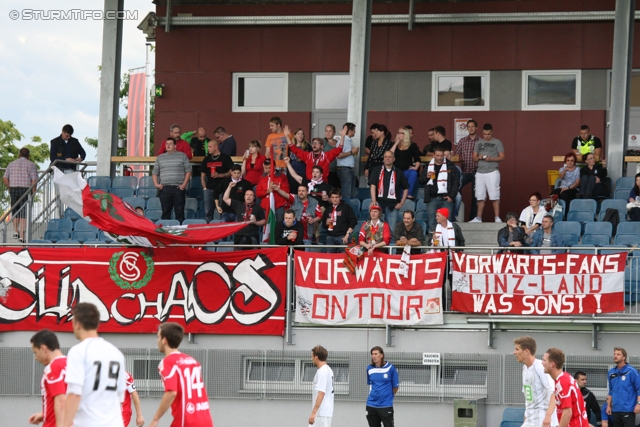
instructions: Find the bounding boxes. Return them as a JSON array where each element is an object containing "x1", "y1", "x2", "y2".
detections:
[{"x1": 0, "y1": 160, "x2": 97, "y2": 244}]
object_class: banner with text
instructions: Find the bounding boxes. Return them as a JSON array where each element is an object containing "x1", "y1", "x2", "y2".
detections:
[
  {"x1": 0, "y1": 246, "x2": 287, "y2": 335},
  {"x1": 450, "y1": 252, "x2": 627, "y2": 315},
  {"x1": 294, "y1": 251, "x2": 447, "y2": 325}
]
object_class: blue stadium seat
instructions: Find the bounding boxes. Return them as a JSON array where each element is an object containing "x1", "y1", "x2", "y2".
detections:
[
  {"x1": 569, "y1": 199, "x2": 597, "y2": 217},
  {"x1": 618, "y1": 222, "x2": 640, "y2": 235},
  {"x1": 110, "y1": 187, "x2": 134, "y2": 199},
  {"x1": 47, "y1": 219, "x2": 73, "y2": 233},
  {"x1": 415, "y1": 210, "x2": 429, "y2": 225},
  {"x1": 598, "y1": 199, "x2": 628, "y2": 223},
  {"x1": 204, "y1": 242, "x2": 217, "y2": 252},
  {"x1": 138, "y1": 176, "x2": 155, "y2": 189},
  {"x1": 500, "y1": 421, "x2": 522, "y2": 427},
  {"x1": 43, "y1": 231, "x2": 69, "y2": 242},
  {"x1": 614, "y1": 233, "x2": 640, "y2": 246},
  {"x1": 625, "y1": 266, "x2": 640, "y2": 304},
  {"x1": 74, "y1": 218, "x2": 99, "y2": 233},
  {"x1": 112, "y1": 176, "x2": 138, "y2": 189},
  {"x1": 554, "y1": 221, "x2": 581, "y2": 247},
  {"x1": 122, "y1": 196, "x2": 146, "y2": 210},
  {"x1": 615, "y1": 189, "x2": 630, "y2": 200},
  {"x1": 217, "y1": 242, "x2": 234, "y2": 252},
  {"x1": 502, "y1": 407, "x2": 525, "y2": 423},
  {"x1": 72, "y1": 231, "x2": 98, "y2": 243},
  {"x1": 30, "y1": 239, "x2": 53, "y2": 244},
  {"x1": 354, "y1": 220, "x2": 366, "y2": 237},
  {"x1": 64, "y1": 208, "x2": 82, "y2": 221},
  {"x1": 87, "y1": 176, "x2": 111, "y2": 192},
  {"x1": 403, "y1": 199, "x2": 416, "y2": 213},
  {"x1": 185, "y1": 198, "x2": 198, "y2": 218},
  {"x1": 584, "y1": 222, "x2": 613, "y2": 238},
  {"x1": 416, "y1": 220, "x2": 428, "y2": 237},
  {"x1": 145, "y1": 209, "x2": 163, "y2": 222},
  {"x1": 356, "y1": 187, "x2": 370, "y2": 200},
  {"x1": 361, "y1": 198, "x2": 372, "y2": 213},
  {"x1": 416, "y1": 200, "x2": 427, "y2": 211},
  {"x1": 600, "y1": 245, "x2": 626, "y2": 255},
  {"x1": 616, "y1": 176, "x2": 635, "y2": 191},
  {"x1": 359, "y1": 210, "x2": 372, "y2": 220},
  {"x1": 566, "y1": 210, "x2": 594, "y2": 233},
  {"x1": 189, "y1": 187, "x2": 204, "y2": 200},
  {"x1": 570, "y1": 244, "x2": 598, "y2": 254},
  {"x1": 156, "y1": 219, "x2": 181, "y2": 227},
  {"x1": 183, "y1": 219, "x2": 207, "y2": 225},
  {"x1": 136, "y1": 188, "x2": 157, "y2": 199},
  {"x1": 55, "y1": 239, "x2": 81, "y2": 246},
  {"x1": 146, "y1": 197, "x2": 162, "y2": 210},
  {"x1": 581, "y1": 234, "x2": 610, "y2": 246},
  {"x1": 347, "y1": 198, "x2": 361, "y2": 215},
  {"x1": 190, "y1": 176, "x2": 203, "y2": 189}
]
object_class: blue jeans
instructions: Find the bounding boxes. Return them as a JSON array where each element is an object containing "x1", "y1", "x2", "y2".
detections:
[
  {"x1": 221, "y1": 212, "x2": 236, "y2": 222},
  {"x1": 426, "y1": 197, "x2": 454, "y2": 232},
  {"x1": 382, "y1": 203, "x2": 400, "y2": 232},
  {"x1": 337, "y1": 167, "x2": 354, "y2": 200},
  {"x1": 325, "y1": 235, "x2": 345, "y2": 254},
  {"x1": 458, "y1": 172, "x2": 477, "y2": 221},
  {"x1": 203, "y1": 189, "x2": 215, "y2": 223},
  {"x1": 404, "y1": 169, "x2": 418, "y2": 198}
]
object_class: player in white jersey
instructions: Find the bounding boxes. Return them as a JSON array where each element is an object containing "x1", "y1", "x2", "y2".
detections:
[
  {"x1": 514, "y1": 336, "x2": 558, "y2": 427},
  {"x1": 309, "y1": 345, "x2": 334, "y2": 427},
  {"x1": 63, "y1": 302, "x2": 126, "y2": 427}
]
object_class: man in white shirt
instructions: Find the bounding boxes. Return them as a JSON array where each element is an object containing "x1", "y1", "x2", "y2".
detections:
[
  {"x1": 63, "y1": 302, "x2": 126, "y2": 427},
  {"x1": 514, "y1": 336, "x2": 558, "y2": 427},
  {"x1": 309, "y1": 345, "x2": 335, "y2": 427}
]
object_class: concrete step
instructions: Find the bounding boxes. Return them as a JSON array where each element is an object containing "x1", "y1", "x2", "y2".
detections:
[{"x1": 457, "y1": 222, "x2": 505, "y2": 247}]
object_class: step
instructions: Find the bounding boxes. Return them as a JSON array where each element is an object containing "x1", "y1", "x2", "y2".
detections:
[{"x1": 457, "y1": 222, "x2": 505, "y2": 247}]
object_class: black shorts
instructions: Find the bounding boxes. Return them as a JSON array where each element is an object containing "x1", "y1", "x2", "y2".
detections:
[{"x1": 9, "y1": 187, "x2": 29, "y2": 218}]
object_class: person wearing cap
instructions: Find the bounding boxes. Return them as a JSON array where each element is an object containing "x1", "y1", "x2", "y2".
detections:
[
  {"x1": 432, "y1": 207, "x2": 464, "y2": 308},
  {"x1": 497, "y1": 212, "x2": 528, "y2": 253},
  {"x1": 256, "y1": 158, "x2": 290, "y2": 222},
  {"x1": 359, "y1": 204, "x2": 392, "y2": 256}
]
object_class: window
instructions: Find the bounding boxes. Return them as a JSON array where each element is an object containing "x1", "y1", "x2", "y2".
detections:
[
  {"x1": 132, "y1": 358, "x2": 163, "y2": 392},
  {"x1": 522, "y1": 70, "x2": 581, "y2": 110},
  {"x1": 432, "y1": 71, "x2": 490, "y2": 111},
  {"x1": 243, "y1": 357, "x2": 349, "y2": 394},
  {"x1": 232, "y1": 73, "x2": 288, "y2": 112},
  {"x1": 314, "y1": 73, "x2": 349, "y2": 110}
]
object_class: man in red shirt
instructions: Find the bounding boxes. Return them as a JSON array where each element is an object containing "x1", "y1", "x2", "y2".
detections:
[
  {"x1": 543, "y1": 348, "x2": 590, "y2": 427},
  {"x1": 29, "y1": 329, "x2": 67, "y2": 427},
  {"x1": 256, "y1": 159, "x2": 290, "y2": 222},
  {"x1": 149, "y1": 323, "x2": 213, "y2": 427},
  {"x1": 122, "y1": 371, "x2": 144, "y2": 427},
  {"x1": 288, "y1": 136, "x2": 343, "y2": 183},
  {"x1": 158, "y1": 124, "x2": 193, "y2": 159}
]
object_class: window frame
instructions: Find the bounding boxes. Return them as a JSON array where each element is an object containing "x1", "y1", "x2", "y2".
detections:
[
  {"x1": 232, "y1": 72, "x2": 289, "y2": 113},
  {"x1": 431, "y1": 71, "x2": 490, "y2": 112},
  {"x1": 521, "y1": 70, "x2": 582, "y2": 111}
]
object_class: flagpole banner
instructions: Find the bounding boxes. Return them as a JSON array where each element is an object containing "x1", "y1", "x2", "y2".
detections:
[
  {"x1": 450, "y1": 252, "x2": 627, "y2": 315},
  {"x1": 0, "y1": 246, "x2": 288, "y2": 335},
  {"x1": 294, "y1": 250, "x2": 447, "y2": 325}
]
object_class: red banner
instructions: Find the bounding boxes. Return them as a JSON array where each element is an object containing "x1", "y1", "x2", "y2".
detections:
[
  {"x1": 0, "y1": 246, "x2": 287, "y2": 335},
  {"x1": 451, "y1": 252, "x2": 627, "y2": 315},
  {"x1": 294, "y1": 251, "x2": 447, "y2": 325}
]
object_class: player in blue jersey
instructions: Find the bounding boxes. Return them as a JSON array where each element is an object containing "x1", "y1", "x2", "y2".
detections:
[{"x1": 366, "y1": 346, "x2": 399, "y2": 427}]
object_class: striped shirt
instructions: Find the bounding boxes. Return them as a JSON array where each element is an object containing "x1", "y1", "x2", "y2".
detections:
[
  {"x1": 153, "y1": 151, "x2": 192, "y2": 186},
  {"x1": 4, "y1": 157, "x2": 38, "y2": 188}
]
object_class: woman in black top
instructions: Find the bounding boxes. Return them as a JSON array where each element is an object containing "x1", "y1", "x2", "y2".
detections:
[
  {"x1": 578, "y1": 153, "x2": 608, "y2": 198},
  {"x1": 364, "y1": 123, "x2": 393, "y2": 178},
  {"x1": 391, "y1": 126, "x2": 422, "y2": 200}
]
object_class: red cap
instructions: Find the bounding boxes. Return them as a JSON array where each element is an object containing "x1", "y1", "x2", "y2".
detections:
[
  {"x1": 436, "y1": 207, "x2": 449, "y2": 218},
  {"x1": 369, "y1": 204, "x2": 383, "y2": 212}
]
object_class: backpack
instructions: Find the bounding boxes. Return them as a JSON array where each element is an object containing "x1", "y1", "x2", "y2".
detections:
[{"x1": 602, "y1": 208, "x2": 620, "y2": 235}]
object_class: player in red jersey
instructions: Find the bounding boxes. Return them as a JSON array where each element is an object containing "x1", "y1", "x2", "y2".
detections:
[
  {"x1": 29, "y1": 329, "x2": 67, "y2": 427},
  {"x1": 122, "y1": 371, "x2": 144, "y2": 426},
  {"x1": 149, "y1": 323, "x2": 213, "y2": 427},
  {"x1": 543, "y1": 348, "x2": 590, "y2": 427}
]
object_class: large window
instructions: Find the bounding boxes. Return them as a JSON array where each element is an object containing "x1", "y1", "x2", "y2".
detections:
[
  {"x1": 314, "y1": 73, "x2": 350, "y2": 110},
  {"x1": 432, "y1": 72, "x2": 489, "y2": 111},
  {"x1": 232, "y1": 73, "x2": 288, "y2": 112},
  {"x1": 522, "y1": 70, "x2": 581, "y2": 110}
]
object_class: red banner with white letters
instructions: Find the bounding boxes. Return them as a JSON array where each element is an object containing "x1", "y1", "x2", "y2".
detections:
[
  {"x1": 294, "y1": 250, "x2": 446, "y2": 325},
  {"x1": 451, "y1": 252, "x2": 627, "y2": 315},
  {"x1": 0, "y1": 246, "x2": 287, "y2": 335}
]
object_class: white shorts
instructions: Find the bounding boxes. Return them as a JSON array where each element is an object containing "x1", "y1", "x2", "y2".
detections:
[
  {"x1": 310, "y1": 416, "x2": 332, "y2": 427},
  {"x1": 475, "y1": 170, "x2": 500, "y2": 200}
]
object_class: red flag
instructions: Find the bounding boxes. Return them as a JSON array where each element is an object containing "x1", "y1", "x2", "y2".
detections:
[{"x1": 82, "y1": 186, "x2": 247, "y2": 246}]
